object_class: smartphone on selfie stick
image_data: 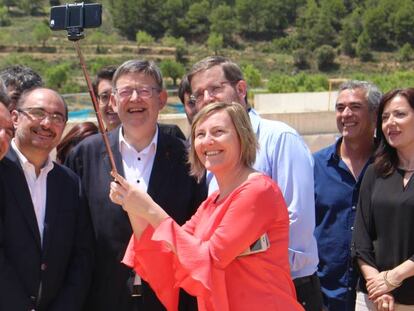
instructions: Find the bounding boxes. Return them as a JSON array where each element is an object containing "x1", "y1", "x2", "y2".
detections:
[{"x1": 49, "y1": 3, "x2": 118, "y2": 174}]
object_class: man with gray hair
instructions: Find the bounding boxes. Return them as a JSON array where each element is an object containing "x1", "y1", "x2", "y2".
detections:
[
  {"x1": 66, "y1": 59, "x2": 206, "y2": 311},
  {"x1": 313, "y1": 80, "x2": 382, "y2": 311}
]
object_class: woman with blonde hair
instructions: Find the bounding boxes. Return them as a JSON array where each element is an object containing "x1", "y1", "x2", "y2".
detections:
[{"x1": 110, "y1": 102, "x2": 302, "y2": 311}]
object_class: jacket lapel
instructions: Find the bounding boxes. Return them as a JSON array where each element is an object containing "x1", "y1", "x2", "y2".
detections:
[
  {"x1": 147, "y1": 131, "x2": 172, "y2": 199},
  {"x1": 4, "y1": 149, "x2": 42, "y2": 248}
]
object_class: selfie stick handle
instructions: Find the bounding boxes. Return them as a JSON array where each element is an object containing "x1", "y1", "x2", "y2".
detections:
[{"x1": 73, "y1": 41, "x2": 118, "y2": 174}]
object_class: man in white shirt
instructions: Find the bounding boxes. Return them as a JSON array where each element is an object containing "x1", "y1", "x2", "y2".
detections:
[
  {"x1": 65, "y1": 59, "x2": 206, "y2": 311},
  {"x1": 0, "y1": 87, "x2": 94, "y2": 310}
]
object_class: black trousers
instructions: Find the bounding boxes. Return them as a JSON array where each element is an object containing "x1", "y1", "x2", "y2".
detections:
[{"x1": 294, "y1": 273, "x2": 324, "y2": 311}]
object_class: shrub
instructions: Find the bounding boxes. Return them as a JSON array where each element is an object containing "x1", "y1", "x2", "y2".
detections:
[
  {"x1": 292, "y1": 49, "x2": 311, "y2": 70},
  {"x1": 136, "y1": 31, "x2": 155, "y2": 45},
  {"x1": 207, "y1": 32, "x2": 223, "y2": 55},
  {"x1": 242, "y1": 64, "x2": 262, "y2": 88},
  {"x1": 398, "y1": 43, "x2": 413, "y2": 62},
  {"x1": 315, "y1": 45, "x2": 336, "y2": 71},
  {"x1": 160, "y1": 60, "x2": 185, "y2": 86}
]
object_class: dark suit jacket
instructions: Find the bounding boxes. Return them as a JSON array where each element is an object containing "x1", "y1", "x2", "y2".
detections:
[
  {"x1": 65, "y1": 125, "x2": 207, "y2": 311},
  {"x1": 0, "y1": 149, "x2": 94, "y2": 311}
]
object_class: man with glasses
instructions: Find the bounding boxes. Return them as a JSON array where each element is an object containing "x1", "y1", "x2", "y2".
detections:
[
  {"x1": 66, "y1": 59, "x2": 206, "y2": 311},
  {"x1": 178, "y1": 74, "x2": 197, "y2": 125},
  {"x1": 0, "y1": 87, "x2": 94, "y2": 310},
  {"x1": 187, "y1": 56, "x2": 323, "y2": 311},
  {"x1": 93, "y1": 65, "x2": 121, "y2": 131}
]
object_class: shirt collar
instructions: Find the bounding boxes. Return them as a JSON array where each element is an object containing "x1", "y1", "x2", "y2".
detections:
[
  {"x1": 118, "y1": 125, "x2": 158, "y2": 155},
  {"x1": 11, "y1": 139, "x2": 54, "y2": 173},
  {"x1": 248, "y1": 108, "x2": 260, "y2": 134}
]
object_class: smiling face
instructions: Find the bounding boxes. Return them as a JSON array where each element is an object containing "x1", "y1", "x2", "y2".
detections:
[
  {"x1": 12, "y1": 88, "x2": 66, "y2": 159},
  {"x1": 194, "y1": 109, "x2": 242, "y2": 177},
  {"x1": 190, "y1": 65, "x2": 246, "y2": 113},
  {"x1": 97, "y1": 78, "x2": 120, "y2": 131},
  {"x1": 335, "y1": 88, "x2": 375, "y2": 142},
  {"x1": 381, "y1": 95, "x2": 414, "y2": 153},
  {"x1": 111, "y1": 72, "x2": 167, "y2": 140}
]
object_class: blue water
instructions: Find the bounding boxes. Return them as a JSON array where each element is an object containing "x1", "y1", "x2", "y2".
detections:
[{"x1": 68, "y1": 104, "x2": 184, "y2": 121}]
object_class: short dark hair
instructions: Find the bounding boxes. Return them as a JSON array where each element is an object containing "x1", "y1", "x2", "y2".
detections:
[
  {"x1": 56, "y1": 122, "x2": 98, "y2": 163},
  {"x1": 92, "y1": 65, "x2": 117, "y2": 95},
  {"x1": 0, "y1": 79, "x2": 10, "y2": 108},
  {"x1": 178, "y1": 74, "x2": 191, "y2": 104},
  {"x1": 0, "y1": 65, "x2": 43, "y2": 96},
  {"x1": 16, "y1": 87, "x2": 69, "y2": 121},
  {"x1": 374, "y1": 88, "x2": 414, "y2": 177}
]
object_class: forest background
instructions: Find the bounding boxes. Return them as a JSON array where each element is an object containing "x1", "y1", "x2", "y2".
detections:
[{"x1": 0, "y1": 0, "x2": 413, "y2": 102}]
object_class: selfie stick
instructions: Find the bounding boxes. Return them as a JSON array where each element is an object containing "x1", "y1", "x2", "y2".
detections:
[
  {"x1": 58, "y1": 5, "x2": 118, "y2": 174},
  {"x1": 72, "y1": 41, "x2": 118, "y2": 174}
]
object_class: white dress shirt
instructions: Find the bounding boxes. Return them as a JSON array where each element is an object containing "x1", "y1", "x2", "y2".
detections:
[
  {"x1": 11, "y1": 139, "x2": 54, "y2": 245},
  {"x1": 118, "y1": 126, "x2": 158, "y2": 285}
]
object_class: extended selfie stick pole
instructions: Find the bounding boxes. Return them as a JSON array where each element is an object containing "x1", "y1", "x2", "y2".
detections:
[{"x1": 72, "y1": 40, "x2": 118, "y2": 174}]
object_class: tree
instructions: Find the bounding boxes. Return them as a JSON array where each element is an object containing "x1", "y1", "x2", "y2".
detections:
[
  {"x1": 391, "y1": 1, "x2": 414, "y2": 46},
  {"x1": 356, "y1": 31, "x2": 373, "y2": 61},
  {"x1": 315, "y1": 45, "x2": 336, "y2": 71},
  {"x1": 209, "y1": 4, "x2": 236, "y2": 45},
  {"x1": 184, "y1": 0, "x2": 210, "y2": 40},
  {"x1": 109, "y1": 0, "x2": 165, "y2": 40},
  {"x1": 242, "y1": 64, "x2": 262, "y2": 88},
  {"x1": 339, "y1": 19, "x2": 356, "y2": 57},
  {"x1": 292, "y1": 49, "x2": 311, "y2": 70},
  {"x1": 0, "y1": 5, "x2": 10, "y2": 26},
  {"x1": 398, "y1": 43, "x2": 413, "y2": 62},
  {"x1": 207, "y1": 32, "x2": 223, "y2": 55},
  {"x1": 136, "y1": 31, "x2": 155, "y2": 45},
  {"x1": 160, "y1": 60, "x2": 185, "y2": 86},
  {"x1": 33, "y1": 22, "x2": 51, "y2": 47},
  {"x1": 45, "y1": 64, "x2": 68, "y2": 89}
]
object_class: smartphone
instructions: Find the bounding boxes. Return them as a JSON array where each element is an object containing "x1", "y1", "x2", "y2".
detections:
[
  {"x1": 49, "y1": 3, "x2": 102, "y2": 31},
  {"x1": 238, "y1": 233, "x2": 270, "y2": 257}
]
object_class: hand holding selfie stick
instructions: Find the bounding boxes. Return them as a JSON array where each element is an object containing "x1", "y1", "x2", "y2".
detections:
[{"x1": 50, "y1": 3, "x2": 118, "y2": 174}]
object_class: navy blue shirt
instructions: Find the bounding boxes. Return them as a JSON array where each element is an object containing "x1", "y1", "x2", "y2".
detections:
[{"x1": 313, "y1": 139, "x2": 372, "y2": 311}]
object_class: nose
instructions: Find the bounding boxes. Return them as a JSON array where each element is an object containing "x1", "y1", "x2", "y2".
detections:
[
  {"x1": 342, "y1": 106, "x2": 352, "y2": 116},
  {"x1": 130, "y1": 89, "x2": 140, "y2": 101},
  {"x1": 202, "y1": 89, "x2": 215, "y2": 104},
  {"x1": 40, "y1": 116, "x2": 53, "y2": 127}
]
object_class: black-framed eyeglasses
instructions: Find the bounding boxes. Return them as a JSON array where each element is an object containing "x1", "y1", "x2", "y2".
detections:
[
  {"x1": 17, "y1": 107, "x2": 66, "y2": 125},
  {"x1": 190, "y1": 81, "x2": 234, "y2": 104},
  {"x1": 97, "y1": 91, "x2": 112, "y2": 106},
  {"x1": 115, "y1": 86, "x2": 160, "y2": 101}
]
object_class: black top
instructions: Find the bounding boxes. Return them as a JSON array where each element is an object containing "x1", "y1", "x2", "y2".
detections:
[{"x1": 352, "y1": 164, "x2": 414, "y2": 304}]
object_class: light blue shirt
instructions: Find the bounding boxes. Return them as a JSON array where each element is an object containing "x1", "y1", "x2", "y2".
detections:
[{"x1": 208, "y1": 108, "x2": 319, "y2": 279}]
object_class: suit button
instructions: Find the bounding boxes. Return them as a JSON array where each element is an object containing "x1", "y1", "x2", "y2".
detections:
[{"x1": 40, "y1": 263, "x2": 47, "y2": 271}]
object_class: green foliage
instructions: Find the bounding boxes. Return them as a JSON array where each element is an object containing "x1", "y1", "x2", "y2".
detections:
[
  {"x1": 272, "y1": 36, "x2": 300, "y2": 53},
  {"x1": 160, "y1": 59, "x2": 185, "y2": 86},
  {"x1": 0, "y1": 5, "x2": 10, "y2": 26},
  {"x1": 136, "y1": 31, "x2": 155, "y2": 45},
  {"x1": 33, "y1": 22, "x2": 51, "y2": 47},
  {"x1": 267, "y1": 73, "x2": 328, "y2": 93},
  {"x1": 352, "y1": 71, "x2": 414, "y2": 93},
  {"x1": 207, "y1": 32, "x2": 223, "y2": 55},
  {"x1": 315, "y1": 45, "x2": 336, "y2": 71},
  {"x1": 162, "y1": 36, "x2": 188, "y2": 63},
  {"x1": 209, "y1": 4, "x2": 236, "y2": 45},
  {"x1": 398, "y1": 43, "x2": 413, "y2": 62},
  {"x1": 356, "y1": 31, "x2": 372, "y2": 61},
  {"x1": 45, "y1": 64, "x2": 69, "y2": 89},
  {"x1": 292, "y1": 49, "x2": 311, "y2": 70},
  {"x1": 185, "y1": 1, "x2": 210, "y2": 40},
  {"x1": 242, "y1": 64, "x2": 262, "y2": 88}
]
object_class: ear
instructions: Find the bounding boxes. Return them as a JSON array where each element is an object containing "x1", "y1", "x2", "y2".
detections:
[
  {"x1": 11, "y1": 110, "x2": 19, "y2": 128},
  {"x1": 158, "y1": 90, "x2": 168, "y2": 110},
  {"x1": 235, "y1": 80, "x2": 247, "y2": 102},
  {"x1": 109, "y1": 94, "x2": 118, "y2": 113}
]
